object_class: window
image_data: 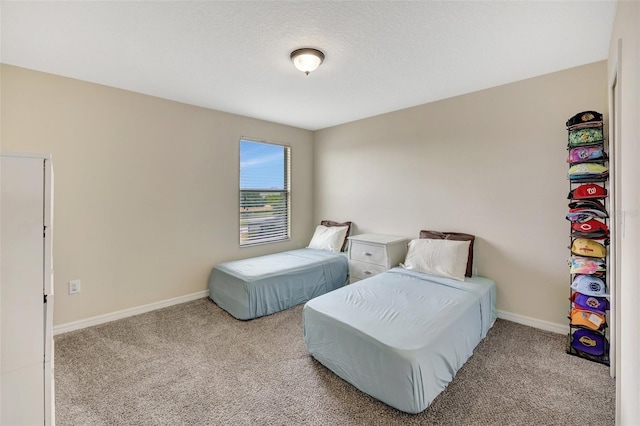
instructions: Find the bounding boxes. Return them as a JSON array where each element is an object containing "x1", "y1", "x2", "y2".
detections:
[{"x1": 239, "y1": 139, "x2": 290, "y2": 246}]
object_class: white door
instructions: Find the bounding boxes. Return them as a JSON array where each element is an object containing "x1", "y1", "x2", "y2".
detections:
[{"x1": 1, "y1": 155, "x2": 46, "y2": 425}]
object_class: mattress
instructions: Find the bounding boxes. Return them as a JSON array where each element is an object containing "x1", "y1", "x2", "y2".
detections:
[
  {"x1": 302, "y1": 267, "x2": 496, "y2": 414},
  {"x1": 208, "y1": 248, "x2": 348, "y2": 320}
]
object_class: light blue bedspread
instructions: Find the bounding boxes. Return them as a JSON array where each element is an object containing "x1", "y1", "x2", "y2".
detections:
[
  {"x1": 303, "y1": 267, "x2": 496, "y2": 414},
  {"x1": 208, "y1": 248, "x2": 348, "y2": 320}
]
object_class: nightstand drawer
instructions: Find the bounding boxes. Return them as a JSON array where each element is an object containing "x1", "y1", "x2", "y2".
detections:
[
  {"x1": 349, "y1": 260, "x2": 386, "y2": 279},
  {"x1": 349, "y1": 241, "x2": 387, "y2": 265}
]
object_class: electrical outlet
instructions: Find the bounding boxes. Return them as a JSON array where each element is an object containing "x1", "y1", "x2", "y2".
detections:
[{"x1": 68, "y1": 280, "x2": 81, "y2": 295}]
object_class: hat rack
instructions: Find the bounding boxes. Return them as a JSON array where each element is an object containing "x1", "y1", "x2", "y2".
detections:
[{"x1": 565, "y1": 111, "x2": 610, "y2": 366}]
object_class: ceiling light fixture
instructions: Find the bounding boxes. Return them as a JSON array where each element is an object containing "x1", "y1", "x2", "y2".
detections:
[{"x1": 290, "y1": 48, "x2": 325, "y2": 75}]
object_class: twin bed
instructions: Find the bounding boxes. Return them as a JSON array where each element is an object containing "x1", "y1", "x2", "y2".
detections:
[
  {"x1": 208, "y1": 220, "x2": 352, "y2": 320},
  {"x1": 303, "y1": 267, "x2": 496, "y2": 414},
  {"x1": 208, "y1": 248, "x2": 348, "y2": 320},
  {"x1": 208, "y1": 225, "x2": 496, "y2": 414}
]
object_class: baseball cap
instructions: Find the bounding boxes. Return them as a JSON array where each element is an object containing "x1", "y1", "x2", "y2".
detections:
[
  {"x1": 568, "y1": 184, "x2": 608, "y2": 200},
  {"x1": 569, "y1": 308, "x2": 607, "y2": 330},
  {"x1": 566, "y1": 211, "x2": 601, "y2": 223},
  {"x1": 568, "y1": 211, "x2": 608, "y2": 223},
  {"x1": 568, "y1": 163, "x2": 608, "y2": 178},
  {"x1": 571, "y1": 274, "x2": 609, "y2": 296},
  {"x1": 568, "y1": 128, "x2": 604, "y2": 147},
  {"x1": 570, "y1": 292, "x2": 610, "y2": 314},
  {"x1": 571, "y1": 219, "x2": 608, "y2": 233},
  {"x1": 566, "y1": 111, "x2": 603, "y2": 128},
  {"x1": 571, "y1": 219, "x2": 609, "y2": 239},
  {"x1": 569, "y1": 257, "x2": 607, "y2": 275},
  {"x1": 571, "y1": 238, "x2": 607, "y2": 258},
  {"x1": 567, "y1": 207, "x2": 608, "y2": 220},
  {"x1": 571, "y1": 329, "x2": 608, "y2": 356},
  {"x1": 568, "y1": 199, "x2": 607, "y2": 212},
  {"x1": 567, "y1": 146, "x2": 607, "y2": 164}
]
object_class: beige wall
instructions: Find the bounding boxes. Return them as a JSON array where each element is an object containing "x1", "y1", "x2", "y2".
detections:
[
  {"x1": 0, "y1": 65, "x2": 314, "y2": 325},
  {"x1": 314, "y1": 61, "x2": 607, "y2": 328},
  {"x1": 608, "y1": 1, "x2": 640, "y2": 423}
]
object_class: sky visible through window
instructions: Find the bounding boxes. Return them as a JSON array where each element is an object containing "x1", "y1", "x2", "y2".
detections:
[{"x1": 240, "y1": 140, "x2": 285, "y2": 190}]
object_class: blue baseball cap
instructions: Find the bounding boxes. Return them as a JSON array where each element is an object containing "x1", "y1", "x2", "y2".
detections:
[{"x1": 571, "y1": 275, "x2": 609, "y2": 297}]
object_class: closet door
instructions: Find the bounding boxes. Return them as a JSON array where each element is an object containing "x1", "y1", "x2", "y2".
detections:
[{"x1": 1, "y1": 155, "x2": 46, "y2": 425}]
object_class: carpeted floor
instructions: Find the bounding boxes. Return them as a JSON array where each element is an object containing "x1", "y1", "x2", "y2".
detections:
[{"x1": 54, "y1": 298, "x2": 615, "y2": 425}]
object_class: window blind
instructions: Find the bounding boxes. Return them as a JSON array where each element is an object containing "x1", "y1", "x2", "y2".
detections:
[{"x1": 239, "y1": 139, "x2": 290, "y2": 246}]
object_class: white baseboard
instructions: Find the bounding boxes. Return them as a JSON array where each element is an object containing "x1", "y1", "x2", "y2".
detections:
[
  {"x1": 497, "y1": 310, "x2": 568, "y2": 335},
  {"x1": 53, "y1": 290, "x2": 210, "y2": 336}
]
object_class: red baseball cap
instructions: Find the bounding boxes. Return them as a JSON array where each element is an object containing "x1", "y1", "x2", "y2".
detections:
[
  {"x1": 568, "y1": 184, "x2": 608, "y2": 200},
  {"x1": 571, "y1": 219, "x2": 608, "y2": 234}
]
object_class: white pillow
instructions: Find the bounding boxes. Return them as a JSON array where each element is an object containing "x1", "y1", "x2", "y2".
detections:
[
  {"x1": 307, "y1": 225, "x2": 349, "y2": 253},
  {"x1": 402, "y1": 238, "x2": 471, "y2": 281}
]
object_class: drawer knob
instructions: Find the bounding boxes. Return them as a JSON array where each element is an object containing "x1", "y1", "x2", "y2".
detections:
[
  {"x1": 363, "y1": 252, "x2": 372, "y2": 256},
  {"x1": 364, "y1": 271, "x2": 372, "y2": 275}
]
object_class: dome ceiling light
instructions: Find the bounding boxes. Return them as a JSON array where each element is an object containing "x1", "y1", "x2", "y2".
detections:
[{"x1": 290, "y1": 48, "x2": 325, "y2": 75}]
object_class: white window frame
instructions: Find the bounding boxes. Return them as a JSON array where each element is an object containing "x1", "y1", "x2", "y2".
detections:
[{"x1": 239, "y1": 138, "x2": 291, "y2": 247}]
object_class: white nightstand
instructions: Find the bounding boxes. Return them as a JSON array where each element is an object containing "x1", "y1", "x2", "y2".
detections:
[{"x1": 348, "y1": 234, "x2": 408, "y2": 284}]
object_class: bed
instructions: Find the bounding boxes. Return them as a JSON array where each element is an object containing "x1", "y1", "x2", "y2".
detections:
[
  {"x1": 208, "y1": 221, "x2": 352, "y2": 320},
  {"x1": 302, "y1": 232, "x2": 496, "y2": 414}
]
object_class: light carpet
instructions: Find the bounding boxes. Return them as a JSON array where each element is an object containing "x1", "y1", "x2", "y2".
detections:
[{"x1": 54, "y1": 298, "x2": 615, "y2": 425}]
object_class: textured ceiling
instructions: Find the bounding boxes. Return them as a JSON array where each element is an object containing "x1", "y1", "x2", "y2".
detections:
[{"x1": 1, "y1": 1, "x2": 617, "y2": 131}]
